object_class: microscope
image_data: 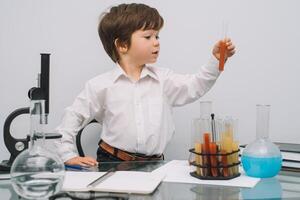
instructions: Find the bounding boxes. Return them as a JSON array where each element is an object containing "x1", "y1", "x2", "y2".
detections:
[{"x1": 0, "y1": 53, "x2": 61, "y2": 172}]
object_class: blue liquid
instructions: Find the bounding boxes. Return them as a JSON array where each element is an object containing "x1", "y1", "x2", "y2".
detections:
[{"x1": 241, "y1": 155, "x2": 282, "y2": 178}]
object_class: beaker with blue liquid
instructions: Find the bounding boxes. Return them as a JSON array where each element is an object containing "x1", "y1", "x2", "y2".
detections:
[{"x1": 241, "y1": 105, "x2": 282, "y2": 178}]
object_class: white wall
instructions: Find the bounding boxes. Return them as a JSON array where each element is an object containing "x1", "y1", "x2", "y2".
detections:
[{"x1": 1, "y1": 0, "x2": 299, "y2": 161}]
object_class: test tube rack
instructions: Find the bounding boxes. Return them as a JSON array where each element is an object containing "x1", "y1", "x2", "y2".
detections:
[{"x1": 189, "y1": 148, "x2": 241, "y2": 180}]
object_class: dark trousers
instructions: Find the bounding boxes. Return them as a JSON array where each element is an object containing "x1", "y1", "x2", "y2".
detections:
[
  {"x1": 96, "y1": 139, "x2": 164, "y2": 163},
  {"x1": 96, "y1": 146, "x2": 164, "y2": 172},
  {"x1": 96, "y1": 146, "x2": 122, "y2": 162},
  {"x1": 96, "y1": 146, "x2": 164, "y2": 162}
]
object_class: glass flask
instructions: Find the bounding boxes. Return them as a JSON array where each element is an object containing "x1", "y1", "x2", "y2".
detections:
[
  {"x1": 10, "y1": 100, "x2": 65, "y2": 200},
  {"x1": 241, "y1": 105, "x2": 282, "y2": 178}
]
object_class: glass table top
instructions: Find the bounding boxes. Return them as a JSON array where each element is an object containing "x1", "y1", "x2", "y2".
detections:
[{"x1": 1, "y1": 160, "x2": 300, "y2": 200}]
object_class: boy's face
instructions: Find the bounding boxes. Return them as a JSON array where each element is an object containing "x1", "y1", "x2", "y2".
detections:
[{"x1": 124, "y1": 29, "x2": 160, "y2": 65}]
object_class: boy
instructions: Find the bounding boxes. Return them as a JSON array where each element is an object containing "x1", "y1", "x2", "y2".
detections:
[{"x1": 56, "y1": 3, "x2": 235, "y2": 166}]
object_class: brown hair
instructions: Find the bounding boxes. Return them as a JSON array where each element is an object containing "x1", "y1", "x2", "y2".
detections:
[{"x1": 98, "y1": 3, "x2": 164, "y2": 63}]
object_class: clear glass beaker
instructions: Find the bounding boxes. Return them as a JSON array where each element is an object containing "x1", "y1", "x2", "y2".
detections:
[
  {"x1": 241, "y1": 105, "x2": 282, "y2": 178},
  {"x1": 10, "y1": 100, "x2": 65, "y2": 200}
]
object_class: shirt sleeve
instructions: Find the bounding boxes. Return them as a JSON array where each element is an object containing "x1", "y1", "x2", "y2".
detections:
[
  {"x1": 163, "y1": 56, "x2": 221, "y2": 107},
  {"x1": 54, "y1": 81, "x2": 104, "y2": 162}
]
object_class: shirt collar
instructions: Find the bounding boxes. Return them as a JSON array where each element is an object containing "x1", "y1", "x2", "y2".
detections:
[
  {"x1": 111, "y1": 63, "x2": 159, "y2": 83},
  {"x1": 111, "y1": 63, "x2": 127, "y2": 83},
  {"x1": 140, "y1": 65, "x2": 159, "y2": 81}
]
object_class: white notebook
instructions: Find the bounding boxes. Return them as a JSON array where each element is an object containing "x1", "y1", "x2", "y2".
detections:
[{"x1": 62, "y1": 171, "x2": 164, "y2": 194}]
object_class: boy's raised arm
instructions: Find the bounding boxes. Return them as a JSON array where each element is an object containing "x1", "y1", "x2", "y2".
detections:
[
  {"x1": 163, "y1": 39, "x2": 235, "y2": 107},
  {"x1": 163, "y1": 56, "x2": 221, "y2": 107}
]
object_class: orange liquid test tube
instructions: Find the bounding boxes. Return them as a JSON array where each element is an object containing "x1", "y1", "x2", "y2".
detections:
[
  {"x1": 219, "y1": 21, "x2": 228, "y2": 71},
  {"x1": 209, "y1": 142, "x2": 218, "y2": 177},
  {"x1": 219, "y1": 41, "x2": 227, "y2": 71},
  {"x1": 203, "y1": 133, "x2": 211, "y2": 177}
]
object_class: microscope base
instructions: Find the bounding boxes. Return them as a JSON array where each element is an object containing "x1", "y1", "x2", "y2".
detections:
[{"x1": 0, "y1": 160, "x2": 11, "y2": 173}]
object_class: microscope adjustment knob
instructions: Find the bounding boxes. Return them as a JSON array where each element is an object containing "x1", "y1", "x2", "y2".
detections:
[{"x1": 15, "y1": 142, "x2": 25, "y2": 152}]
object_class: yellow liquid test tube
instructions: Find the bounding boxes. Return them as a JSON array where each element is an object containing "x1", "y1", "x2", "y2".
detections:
[
  {"x1": 194, "y1": 142, "x2": 202, "y2": 176},
  {"x1": 223, "y1": 135, "x2": 233, "y2": 176},
  {"x1": 223, "y1": 117, "x2": 234, "y2": 176},
  {"x1": 232, "y1": 141, "x2": 239, "y2": 175}
]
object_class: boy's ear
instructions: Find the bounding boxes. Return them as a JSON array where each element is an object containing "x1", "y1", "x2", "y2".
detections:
[{"x1": 114, "y1": 39, "x2": 128, "y2": 54}]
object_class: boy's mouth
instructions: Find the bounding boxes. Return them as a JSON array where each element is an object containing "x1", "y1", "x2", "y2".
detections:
[{"x1": 152, "y1": 51, "x2": 159, "y2": 55}]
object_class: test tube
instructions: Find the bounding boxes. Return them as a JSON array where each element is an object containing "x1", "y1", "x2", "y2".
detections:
[
  {"x1": 223, "y1": 116, "x2": 234, "y2": 176},
  {"x1": 194, "y1": 143, "x2": 203, "y2": 176},
  {"x1": 219, "y1": 21, "x2": 228, "y2": 71},
  {"x1": 232, "y1": 118, "x2": 239, "y2": 175},
  {"x1": 210, "y1": 113, "x2": 218, "y2": 177},
  {"x1": 199, "y1": 101, "x2": 212, "y2": 176},
  {"x1": 218, "y1": 118, "x2": 229, "y2": 177},
  {"x1": 203, "y1": 132, "x2": 211, "y2": 177},
  {"x1": 200, "y1": 118, "x2": 212, "y2": 177},
  {"x1": 191, "y1": 119, "x2": 203, "y2": 176}
]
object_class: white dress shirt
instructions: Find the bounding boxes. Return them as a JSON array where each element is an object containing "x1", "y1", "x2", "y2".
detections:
[{"x1": 56, "y1": 57, "x2": 221, "y2": 162}]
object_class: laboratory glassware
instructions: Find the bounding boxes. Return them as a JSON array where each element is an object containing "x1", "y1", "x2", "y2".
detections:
[
  {"x1": 241, "y1": 105, "x2": 282, "y2": 178},
  {"x1": 10, "y1": 100, "x2": 65, "y2": 199}
]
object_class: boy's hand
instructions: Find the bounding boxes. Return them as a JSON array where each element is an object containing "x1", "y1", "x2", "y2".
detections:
[
  {"x1": 65, "y1": 156, "x2": 98, "y2": 167},
  {"x1": 212, "y1": 38, "x2": 236, "y2": 61}
]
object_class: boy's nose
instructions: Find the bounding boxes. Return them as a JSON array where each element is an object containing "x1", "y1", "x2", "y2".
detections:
[{"x1": 153, "y1": 39, "x2": 159, "y2": 47}]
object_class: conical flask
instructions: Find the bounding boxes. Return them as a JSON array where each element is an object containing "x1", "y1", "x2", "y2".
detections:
[
  {"x1": 10, "y1": 100, "x2": 65, "y2": 200},
  {"x1": 241, "y1": 105, "x2": 282, "y2": 178}
]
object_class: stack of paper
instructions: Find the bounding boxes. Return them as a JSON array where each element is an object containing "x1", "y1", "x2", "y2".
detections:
[{"x1": 275, "y1": 142, "x2": 300, "y2": 171}]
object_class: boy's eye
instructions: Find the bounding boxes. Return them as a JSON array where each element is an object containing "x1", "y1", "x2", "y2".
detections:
[{"x1": 143, "y1": 35, "x2": 159, "y2": 40}]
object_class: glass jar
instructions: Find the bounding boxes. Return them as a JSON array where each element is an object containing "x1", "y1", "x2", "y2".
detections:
[
  {"x1": 10, "y1": 100, "x2": 65, "y2": 199},
  {"x1": 241, "y1": 105, "x2": 282, "y2": 178}
]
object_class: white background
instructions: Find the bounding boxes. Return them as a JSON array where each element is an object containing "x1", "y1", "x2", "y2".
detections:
[{"x1": 1, "y1": 0, "x2": 299, "y2": 161}]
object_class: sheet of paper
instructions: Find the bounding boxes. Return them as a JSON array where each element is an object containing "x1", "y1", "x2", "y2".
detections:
[
  {"x1": 62, "y1": 171, "x2": 164, "y2": 194},
  {"x1": 94, "y1": 171, "x2": 164, "y2": 194},
  {"x1": 151, "y1": 160, "x2": 260, "y2": 188},
  {"x1": 62, "y1": 172, "x2": 106, "y2": 191}
]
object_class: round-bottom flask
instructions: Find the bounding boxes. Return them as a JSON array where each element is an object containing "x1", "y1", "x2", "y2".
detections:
[
  {"x1": 10, "y1": 146, "x2": 65, "y2": 199},
  {"x1": 10, "y1": 100, "x2": 65, "y2": 199},
  {"x1": 241, "y1": 105, "x2": 282, "y2": 178}
]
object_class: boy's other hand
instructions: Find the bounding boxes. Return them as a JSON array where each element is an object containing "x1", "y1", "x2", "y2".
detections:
[
  {"x1": 212, "y1": 38, "x2": 236, "y2": 61},
  {"x1": 65, "y1": 156, "x2": 98, "y2": 167}
]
